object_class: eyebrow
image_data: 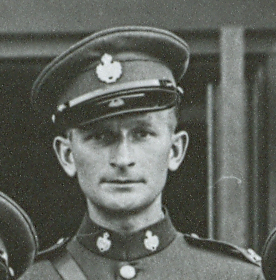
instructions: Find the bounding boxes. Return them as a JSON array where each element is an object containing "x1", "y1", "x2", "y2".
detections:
[
  {"x1": 130, "y1": 118, "x2": 153, "y2": 127},
  {"x1": 78, "y1": 122, "x2": 107, "y2": 132}
]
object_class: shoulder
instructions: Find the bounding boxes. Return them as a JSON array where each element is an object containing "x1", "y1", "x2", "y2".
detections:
[
  {"x1": 183, "y1": 233, "x2": 262, "y2": 267},
  {"x1": 176, "y1": 233, "x2": 265, "y2": 279}
]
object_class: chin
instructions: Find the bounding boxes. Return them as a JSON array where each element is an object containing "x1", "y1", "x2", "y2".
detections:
[
  {"x1": 102, "y1": 199, "x2": 155, "y2": 215},
  {"x1": 107, "y1": 203, "x2": 141, "y2": 213}
]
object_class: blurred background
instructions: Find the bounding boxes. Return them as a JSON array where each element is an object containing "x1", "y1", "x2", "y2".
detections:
[{"x1": 0, "y1": 0, "x2": 276, "y2": 254}]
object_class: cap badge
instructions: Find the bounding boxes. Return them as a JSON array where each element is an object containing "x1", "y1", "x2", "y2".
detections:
[
  {"x1": 96, "y1": 53, "x2": 122, "y2": 84},
  {"x1": 144, "y1": 230, "x2": 159, "y2": 252},
  {"x1": 96, "y1": 232, "x2": 111, "y2": 252}
]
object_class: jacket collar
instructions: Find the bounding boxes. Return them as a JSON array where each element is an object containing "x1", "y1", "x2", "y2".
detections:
[{"x1": 76, "y1": 208, "x2": 177, "y2": 261}]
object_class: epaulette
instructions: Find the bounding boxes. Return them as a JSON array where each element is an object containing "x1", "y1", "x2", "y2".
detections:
[
  {"x1": 184, "y1": 233, "x2": 261, "y2": 267},
  {"x1": 35, "y1": 237, "x2": 71, "y2": 261}
]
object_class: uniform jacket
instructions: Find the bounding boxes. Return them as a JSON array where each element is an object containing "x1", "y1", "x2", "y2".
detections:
[{"x1": 19, "y1": 212, "x2": 265, "y2": 280}]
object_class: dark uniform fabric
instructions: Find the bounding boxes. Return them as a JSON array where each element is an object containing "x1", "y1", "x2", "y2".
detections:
[{"x1": 19, "y1": 211, "x2": 265, "y2": 280}]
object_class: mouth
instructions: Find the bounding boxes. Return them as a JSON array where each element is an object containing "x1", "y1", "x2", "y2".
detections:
[
  {"x1": 107, "y1": 179, "x2": 144, "y2": 184},
  {"x1": 100, "y1": 178, "x2": 146, "y2": 187}
]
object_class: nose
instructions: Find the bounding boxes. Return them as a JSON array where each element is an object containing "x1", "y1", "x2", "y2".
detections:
[{"x1": 109, "y1": 138, "x2": 135, "y2": 169}]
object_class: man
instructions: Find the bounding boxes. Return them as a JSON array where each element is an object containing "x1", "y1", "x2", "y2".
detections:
[{"x1": 19, "y1": 26, "x2": 265, "y2": 279}]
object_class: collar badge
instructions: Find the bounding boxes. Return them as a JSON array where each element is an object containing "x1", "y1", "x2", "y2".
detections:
[
  {"x1": 96, "y1": 53, "x2": 122, "y2": 84},
  {"x1": 144, "y1": 230, "x2": 159, "y2": 252},
  {"x1": 96, "y1": 232, "x2": 111, "y2": 252}
]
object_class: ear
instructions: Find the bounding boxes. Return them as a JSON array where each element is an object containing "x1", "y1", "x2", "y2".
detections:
[
  {"x1": 53, "y1": 136, "x2": 76, "y2": 177},
  {"x1": 168, "y1": 130, "x2": 189, "y2": 172}
]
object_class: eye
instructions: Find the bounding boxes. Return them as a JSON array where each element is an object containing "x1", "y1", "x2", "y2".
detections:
[
  {"x1": 93, "y1": 131, "x2": 106, "y2": 141},
  {"x1": 132, "y1": 128, "x2": 155, "y2": 140}
]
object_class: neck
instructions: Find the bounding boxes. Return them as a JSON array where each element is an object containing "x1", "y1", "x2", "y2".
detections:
[{"x1": 87, "y1": 196, "x2": 165, "y2": 234}]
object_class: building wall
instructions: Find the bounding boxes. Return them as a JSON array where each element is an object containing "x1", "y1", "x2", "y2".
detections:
[{"x1": 0, "y1": 0, "x2": 275, "y2": 33}]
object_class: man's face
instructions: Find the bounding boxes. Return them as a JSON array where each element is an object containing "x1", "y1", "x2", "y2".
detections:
[{"x1": 55, "y1": 109, "x2": 187, "y2": 213}]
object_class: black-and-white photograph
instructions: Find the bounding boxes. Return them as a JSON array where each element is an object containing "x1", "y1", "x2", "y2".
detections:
[{"x1": 0, "y1": 0, "x2": 276, "y2": 279}]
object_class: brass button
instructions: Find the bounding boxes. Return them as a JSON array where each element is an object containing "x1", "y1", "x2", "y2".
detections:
[{"x1": 119, "y1": 264, "x2": 136, "y2": 279}]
